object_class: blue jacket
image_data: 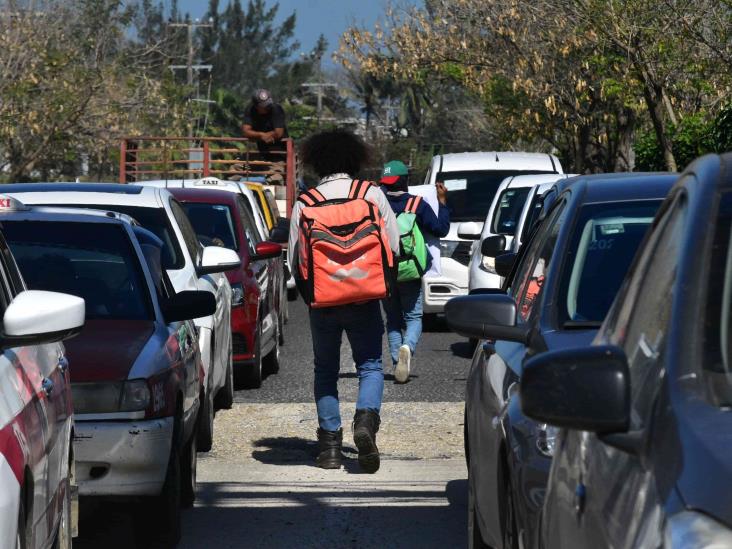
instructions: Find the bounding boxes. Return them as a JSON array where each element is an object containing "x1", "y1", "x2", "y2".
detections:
[{"x1": 385, "y1": 192, "x2": 450, "y2": 238}]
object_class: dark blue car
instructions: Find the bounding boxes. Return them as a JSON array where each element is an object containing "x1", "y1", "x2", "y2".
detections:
[
  {"x1": 521, "y1": 153, "x2": 732, "y2": 548},
  {"x1": 447, "y1": 172, "x2": 676, "y2": 549}
]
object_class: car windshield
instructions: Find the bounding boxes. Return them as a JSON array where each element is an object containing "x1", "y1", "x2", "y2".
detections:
[
  {"x1": 560, "y1": 200, "x2": 661, "y2": 325},
  {"x1": 181, "y1": 202, "x2": 239, "y2": 250},
  {"x1": 437, "y1": 170, "x2": 554, "y2": 222},
  {"x1": 492, "y1": 187, "x2": 532, "y2": 235},
  {"x1": 2, "y1": 221, "x2": 152, "y2": 320},
  {"x1": 50, "y1": 204, "x2": 184, "y2": 270}
]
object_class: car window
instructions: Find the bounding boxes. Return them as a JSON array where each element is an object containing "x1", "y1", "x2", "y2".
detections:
[
  {"x1": 701, "y1": 190, "x2": 732, "y2": 407},
  {"x1": 492, "y1": 187, "x2": 531, "y2": 235},
  {"x1": 55, "y1": 204, "x2": 184, "y2": 270},
  {"x1": 511, "y1": 200, "x2": 567, "y2": 322},
  {"x1": 170, "y1": 199, "x2": 203, "y2": 264},
  {"x1": 264, "y1": 189, "x2": 281, "y2": 219},
  {"x1": 559, "y1": 200, "x2": 661, "y2": 325},
  {"x1": 520, "y1": 192, "x2": 545, "y2": 244},
  {"x1": 181, "y1": 202, "x2": 239, "y2": 250},
  {"x1": 253, "y1": 190, "x2": 272, "y2": 227},
  {"x1": 438, "y1": 169, "x2": 554, "y2": 222},
  {"x1": 3, "y1": 221, "x2": 153, "y2": 320},
  {"x1": 615, "y1": 195, "x2": 685, "y2": 428},
  {"x1": 236, "y1": 196, "x2": 261, "y2": 255}
]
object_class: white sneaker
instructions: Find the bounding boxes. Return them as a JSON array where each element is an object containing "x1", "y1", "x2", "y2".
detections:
[{"x1": 394, "y1": 345, "x2": 411, "y2": 383}]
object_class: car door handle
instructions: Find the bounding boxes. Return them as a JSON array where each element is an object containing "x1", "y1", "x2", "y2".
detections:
[
  {"x1": 57, "y1": 356, "x2": 69, "y2": 374},
  {"x1": 41, "y1": 377, "x2": 54, "y2": 396}
]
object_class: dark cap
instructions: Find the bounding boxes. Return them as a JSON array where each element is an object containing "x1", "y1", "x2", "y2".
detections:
[{"x1": 253, "y1": 89, "x2": 273, "y2": 107}]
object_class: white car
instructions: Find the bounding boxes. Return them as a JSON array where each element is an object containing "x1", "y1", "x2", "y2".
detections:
[
  {"x1": 467, "y1": 174, "x2": 572, "y2": 291},
  {"x1": 139, "y1": 178, "x2": 285, "y2": 373},
  {"x1": 3, "y1": 183, "x2": 239, "y2": 452},
  {"x1": 420, "y1": 152, "x2": 563, "y2": 314},
  {"x1": 0, "y1": 205, "x2": 84, "y2": 549}
]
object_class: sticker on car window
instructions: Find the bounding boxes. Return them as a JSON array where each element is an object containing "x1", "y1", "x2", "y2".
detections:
[{"x1": 444, "y1": 179, "x2": 468, "y2": 191}]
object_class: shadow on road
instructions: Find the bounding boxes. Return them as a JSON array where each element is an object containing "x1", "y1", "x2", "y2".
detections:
[
  {"x1": 450, "y1": 340, "x2": 475, "y2": 359},
  {"x1": 180, "y1": 475, "x2": 468, "y2": 548},
  {"x1": 250, "y1": 436, "x2": 363, "y2": 466}
]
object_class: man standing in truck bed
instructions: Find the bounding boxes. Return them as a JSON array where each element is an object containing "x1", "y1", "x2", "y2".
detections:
[{"x1": 242, "y1": 88, "x2": 289, "y2": 154}]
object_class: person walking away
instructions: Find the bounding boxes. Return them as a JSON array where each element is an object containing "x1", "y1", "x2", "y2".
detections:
[
  {"x1": 288, "y1": 131, "x2": 400, "y2": 473},
  {"x1": 379, "y1": 160, "x2": 450, "y2": 383}
]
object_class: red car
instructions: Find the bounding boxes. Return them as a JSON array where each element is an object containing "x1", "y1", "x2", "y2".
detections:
[{"x1": 170, "y1": 188, "x2": 282, "y2": 388}]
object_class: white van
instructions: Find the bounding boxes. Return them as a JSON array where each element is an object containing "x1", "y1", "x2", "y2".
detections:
[
  {"x1": 420, "y1": 152, "x2": 563, "y2": 313},
  {"x1": 467, "y1": 174, "x2": 572, "y2": 291}
]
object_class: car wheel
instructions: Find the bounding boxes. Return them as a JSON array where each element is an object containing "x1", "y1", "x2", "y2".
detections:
[
  {"x1": 278, "y1": 305, "x2": 285, "y2": 346},
  {"x1": 197, "y1": 362, "x2": 215, "y2": 452},
  {"x1": 154, "y1": 435, "x2": 182, "y2": 546},
  {"x1": 464, "y1": 406, "x2": 470, "y2": 469},
  {"x1": 502, "y1": 465, "x2": 519, "y2": 549},
  {"x1": 215, "y1": 345, "x2": 234, "y2": 410},
  {"x1": 51, "y1": 475, "x2": 72, "y2": 549},
  {"x1": 180, "y1": 430, "x2": 197, "y2": 508},
  {"x1": 469, "y1": 480, "x2": 491, "y2": 549},
  {"x1": 283, "y1": 286, "x2": 289, "y2": 324},
  {"x1": 16, "y1": 489, "x2": 27, "y2": 549},
  {"x1": 287, "y1": 286, "x2": 298, "y2": 301},
  {"x1": 243, "y1": 325, "x2": 263, "y2": 389},
  {"x1": 264, "y1": 324, "x2": 280, "y2": 376}
]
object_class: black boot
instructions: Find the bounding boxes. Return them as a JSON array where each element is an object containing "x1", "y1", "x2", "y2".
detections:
[
  {"x1": 352, "y1": 410, "x2": 381, "y2": 473},
  {"x1": 316, "y1": 428, "x2": 342, "y2": 469}
]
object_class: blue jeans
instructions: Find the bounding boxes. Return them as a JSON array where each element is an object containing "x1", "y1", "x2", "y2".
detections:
[
  {"x1": 383, "y1": 280, "x2": 424, "y2": 365},
  {"x1": 309, "y1": 301, "x2": 385, "y2": 432}
]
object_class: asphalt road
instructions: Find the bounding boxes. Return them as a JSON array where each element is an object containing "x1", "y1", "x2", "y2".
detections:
[
  {"x1": 235, "y1": 297, "x2": 474, "y2": 403},
  {"x1": 75, "y1": 296, "x2": 471, "y2": 548}
]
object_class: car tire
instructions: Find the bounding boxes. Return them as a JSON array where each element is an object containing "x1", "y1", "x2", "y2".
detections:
[
  {"x1": 51, "y1": 476, "x2": 72, "y2": 549},
  {"x1": 264, "y1": 324, "x2": 280, "y2": 376},
  {"x1": 243, "y1": 325, "x2": 263, "y2": 389},
  {"x1": 180, "y1": 431, "x2": 197, "y2": 509},
  {"x1": 287, "y1": 286, "x2": 298, "y2": 301},
  {"x1": 464, "y1": 406, "x2": 470, "y2": 469},
  {"x1": 16, "y1": 488, "x2": 27, "y2": 549},
  {"x1": 283, "y1": 286, "x2": 289, "y2": 324},
  {"x1": 501, "y1": 469, "x2": 519, "y2": 549},
  {"x1": 469, "y1": 481, "x2": 491, "y2": 549},
  {"x1": 215, "y1": 346, "x2": 234, "y2": 410},
  {"x1": 197, "y1": 364, "x2": 215, "y2": 452},
  {"x1": 154, "y1": 436, "x2": 182, "y2": 547},
  {"x1": 278, "y1": 305, "x2": 285, "y2": 346}
]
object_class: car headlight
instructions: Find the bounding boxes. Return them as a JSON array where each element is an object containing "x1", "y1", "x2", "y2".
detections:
[
  {"x1": 480, "y1": 255, "x2": 497, "y2": 274},
  {"x1": 72, "y1": 380, "x2": 151, "y2": 414},
  {"x1": 665, "y1": 511, "x2": 732, "y2": 548},
  {"x1": 231, "y1": 282, "x2": 244, "y2": 306},
  {"x1": 439, "y1": 240, "x2": 460, "y2": 258},
  {"x1": 536, "y1": 423, "x2": 560, "y2": 457}
]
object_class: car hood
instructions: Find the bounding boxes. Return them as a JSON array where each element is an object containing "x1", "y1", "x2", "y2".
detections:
[
  {"x1": 675, "y1": 397, "x2": 732, "y2": 527},
  {"x1": 65, "y1": 319, "x2": 154, "y2": 382}
]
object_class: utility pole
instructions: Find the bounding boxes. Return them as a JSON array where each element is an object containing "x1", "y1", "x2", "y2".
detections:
[{"x1": 168, "y1": 19, "x2": 213, "y2": 140}]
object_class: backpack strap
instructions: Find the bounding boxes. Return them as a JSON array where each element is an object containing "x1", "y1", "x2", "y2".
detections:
[
  {"x1": 405, "y1": 195, "x2": 422, "y2": 214},
  {"x1": 297, "y1": 187, "x2": 326, "y2": 206},
  {"x1": 348, "y1": 179, "x2": 371, "y2": 200}
]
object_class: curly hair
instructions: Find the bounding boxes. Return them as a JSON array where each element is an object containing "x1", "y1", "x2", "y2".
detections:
[{"x1": 300, "y1": 130, "x2": 371, "y2": 178}]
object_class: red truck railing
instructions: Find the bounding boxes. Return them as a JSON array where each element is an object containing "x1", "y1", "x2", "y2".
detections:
[{"x1": 119, "y1": 136, "x2": 299, "y2": 216}]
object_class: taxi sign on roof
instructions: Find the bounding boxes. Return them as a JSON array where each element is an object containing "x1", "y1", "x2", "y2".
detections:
[
  {"x1": 0, "y1": 195, "x2": 29, "y2": 212},
  {"x1": 194, "y1": 177, "x2": 226, "y2": 187}
]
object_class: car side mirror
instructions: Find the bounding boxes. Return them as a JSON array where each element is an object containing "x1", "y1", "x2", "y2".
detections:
[
  {"x1": 481, "y1": 235, "x2": 507, "y2": 258},
  {"x1": 3, "y1": 290, "x2": 85, "y2": 348},
  {"x1": 457, "y1": 221, "x2": 482, "y2": 240},
  {"x1": 252, "y1": 241, "x2": 282, "y2": 261},
  {"x1": 162, "y1": 290, "x2": 216, "y2": 323},
  {"x1": 521, "y1": 345, "x2": 630, "y2": 433},
  {"x1": 197, "y1": 246, "x2": 241, "y2": 276},
  {"x1": 445, "y1": 294, "x2": 529, "y2": 343},
  {"x1": 494, "y1": 253, "x2": 517, "y2": 278}
]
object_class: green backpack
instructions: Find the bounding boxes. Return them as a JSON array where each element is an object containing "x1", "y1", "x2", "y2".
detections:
[{"x1": 397, "y1": 196, "x2": 429, "y2": 281}]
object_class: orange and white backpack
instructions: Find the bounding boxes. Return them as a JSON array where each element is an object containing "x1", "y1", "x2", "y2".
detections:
[{"x1": 296, "y1": 179, "x2": 394, "y2": 308}]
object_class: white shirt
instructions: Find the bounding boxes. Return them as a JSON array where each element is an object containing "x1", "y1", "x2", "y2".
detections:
[{"x1": 287, "y1": 174, "x2": 400, "y2": 269}]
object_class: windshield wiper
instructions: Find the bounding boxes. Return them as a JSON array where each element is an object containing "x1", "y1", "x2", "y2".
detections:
[{"x1": 563, "y1": 320, "x2": 602, "y2": 329}]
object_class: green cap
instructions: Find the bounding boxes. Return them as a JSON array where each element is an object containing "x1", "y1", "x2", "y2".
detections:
[{"x1": 380, "y1": 160, "x2": 409, "y2": 184}]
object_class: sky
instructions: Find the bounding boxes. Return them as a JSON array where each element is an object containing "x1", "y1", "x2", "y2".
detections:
[{"x1": 176, "y1": 0, "x2": 420, "y2": 65}]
